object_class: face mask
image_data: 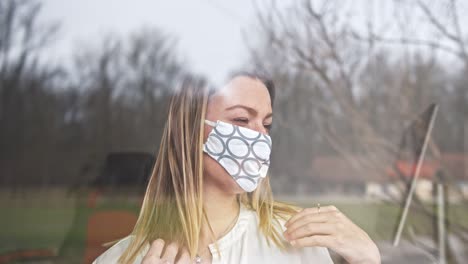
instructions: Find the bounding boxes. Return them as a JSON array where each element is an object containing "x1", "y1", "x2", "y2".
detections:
[{"x1": 203, "y1": 119, "x2": 272, "y2": 192}]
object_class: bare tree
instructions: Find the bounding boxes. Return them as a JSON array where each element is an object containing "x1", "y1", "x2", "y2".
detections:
[
  {"x1": 249, "y1": 0, "x2": 404, "y2": 183},
  {"x1": 247, "y1": 0, "x2": 468, "y2": 262},
  {"x1": 0, "y1": 0, "x2": 62, "y2": 188},
  {"x1": 68, "y1": 28, "x2": 186, "y2": 184}
]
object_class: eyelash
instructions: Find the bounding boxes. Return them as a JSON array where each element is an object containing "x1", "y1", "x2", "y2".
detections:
[
  {"x1": 233, "y1": 118, "x2": 248, "y2": 123},
  {"x1": 233, "y1": 118, "x2": 272, "y2": 130}
]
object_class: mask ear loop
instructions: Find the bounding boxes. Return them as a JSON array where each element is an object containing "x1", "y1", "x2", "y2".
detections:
[{"x1": 204, "y1": 119, "x2": 217, "y2": 127}]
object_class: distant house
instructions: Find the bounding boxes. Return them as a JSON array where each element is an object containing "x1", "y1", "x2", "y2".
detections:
[{"x1": 309, "y1": 154, "x2": 468, "y2": 201}]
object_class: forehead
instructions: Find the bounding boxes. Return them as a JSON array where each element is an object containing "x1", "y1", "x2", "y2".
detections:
[{"x1": 209, "y1": 76, "x2": 272, "y2": 111}]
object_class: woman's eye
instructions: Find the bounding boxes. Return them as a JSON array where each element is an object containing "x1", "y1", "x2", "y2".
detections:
[
  {"x1": 264, "y1": 124, "x2": 272, "y2": 131},
  {"x1": 233, "y1": 118, "x2": 249, "y2": 123}
]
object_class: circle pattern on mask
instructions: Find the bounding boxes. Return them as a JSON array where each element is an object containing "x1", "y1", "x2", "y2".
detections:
[
  {"x1": 226, "y1": 136, "x2": 250, "y2": 159},
  {"x1": 203, "y1": 120, "x2": 272, "y2": 189},
  {"x1": 234, "y1": 176, "x2": 256, "y2": 192},
  {"x1": 214, "y1": 121, "x2": 236, "y2": 137},
  {"x1": 251, "y1": 139, "x2": 271, "y2": 161},
  {"x1": 236, "y1": 125, "x2": 261, "y2": 140},
  {"x1": 217, "y1": 155, "x2": 241, "y2": 176},
  {"x1": 204, "y1": 134, "x2": 225, "y2": 156},
  {"x1": 241, "y1": 158, "x2": 262, "y2": 177}
]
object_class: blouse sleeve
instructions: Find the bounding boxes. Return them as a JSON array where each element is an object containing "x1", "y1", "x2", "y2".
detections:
[{"x1": 92, "y1": 236, "x2": 133, "y2": 264}]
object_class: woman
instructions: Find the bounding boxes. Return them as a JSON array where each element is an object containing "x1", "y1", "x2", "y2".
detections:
[{"x1": 93, "y1": 73, "x2": 381, "y2": 264}]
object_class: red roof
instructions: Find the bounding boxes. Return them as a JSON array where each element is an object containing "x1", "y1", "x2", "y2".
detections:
[{"x1": 386, "y1": 160, "x2": 439, "y2": 179}]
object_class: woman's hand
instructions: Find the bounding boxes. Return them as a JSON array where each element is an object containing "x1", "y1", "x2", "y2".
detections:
[
  {"x1": 284, "y1": 205, "x2": 381, "y2": 264},
  {"x1": 142, "y1": 239, "x2": 191, "y2": 264}
]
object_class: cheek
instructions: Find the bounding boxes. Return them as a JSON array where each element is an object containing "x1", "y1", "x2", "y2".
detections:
[
  {"x1": 203, "y1": 126, "x2": 212, "y2": 143},
  {"x1": 203, "y1": 154, "x2": 224, "y2": 177}
]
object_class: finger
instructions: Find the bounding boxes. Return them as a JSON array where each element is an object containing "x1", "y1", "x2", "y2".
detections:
[
  {"x1": 285, "y1": 210, "x2": 333, "y2": 234},
  {"x1": 290, "y1": 235, "x2": 335, "y2": 249},
  {"x1": 142, "y1": 254, "x2": 161, "y2": 264},
  {"x1": 285, "y1": 222, "x2": 336, "y2": 241},
  {"x1": 161, "y1": 242, "x2": 179, "y2": 263},
  {"x1": 143, "y1": 239, "x2": 165, "y2": 262},
  {"x1": 176, "y1": 249, "x2": 191, "y2": 264},
  {"x1": 285, "y1": 205, "x2": 339, "y2": 227}
]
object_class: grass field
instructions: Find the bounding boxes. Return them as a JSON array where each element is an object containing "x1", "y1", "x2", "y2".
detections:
[{"x1": 1, "y1": 188, "x2": 467, "y2": 263}]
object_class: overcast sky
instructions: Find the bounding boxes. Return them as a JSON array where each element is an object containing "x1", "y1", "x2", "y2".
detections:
[
  {"x1": 40, "y1": 1, "x2": 464, "y2": 85},
  {"x1": 41, "y1": 0, "x2": 264, "y2": 85}
]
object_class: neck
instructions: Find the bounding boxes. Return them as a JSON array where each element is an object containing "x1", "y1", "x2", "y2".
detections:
[{"x1": 200, "y1": 183, "x2": 240, "y2": 244}]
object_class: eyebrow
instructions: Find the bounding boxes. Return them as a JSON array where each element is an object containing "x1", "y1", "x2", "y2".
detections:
[{"x1": 225, "y1": 104, "x2": 273, "y2": 119}]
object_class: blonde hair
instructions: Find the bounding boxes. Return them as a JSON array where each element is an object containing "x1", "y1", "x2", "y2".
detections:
[{"x1": 118, "y1": 76, "x2": 298, "y2": 263}]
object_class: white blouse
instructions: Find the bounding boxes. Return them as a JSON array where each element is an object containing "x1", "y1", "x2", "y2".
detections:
[{"x1": 93, "y1": 204, "x2": 334, "y2": 263}]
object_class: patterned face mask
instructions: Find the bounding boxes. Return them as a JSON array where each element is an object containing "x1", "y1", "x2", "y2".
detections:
[{"x1": 203, "y1": 119, "x2": 272, "y2": 192}]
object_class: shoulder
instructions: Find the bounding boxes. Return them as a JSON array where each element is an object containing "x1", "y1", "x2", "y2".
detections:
[
  {"x1": 246, "y1": 212, "x2": 334, "y2": 263},
  {"x1": 93, "y1": 236, "x2": 144, "y2": 264},
  {"x1": 244, "y1": 206, "x2": 333, "y2": 263},
  {"x1": 274, "y1": 209, "x2": 334, "y2": 263}
]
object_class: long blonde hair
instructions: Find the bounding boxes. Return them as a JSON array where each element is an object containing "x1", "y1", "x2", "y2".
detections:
[{"x1": 118, "y1": 75, "x2": 298, "y2": 263}]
